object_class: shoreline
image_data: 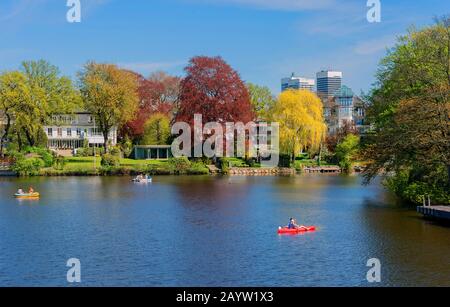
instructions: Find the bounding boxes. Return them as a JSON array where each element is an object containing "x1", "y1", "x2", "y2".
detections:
[{"x1": 1, "y1": 166, "x2": 342, "y2": 177}]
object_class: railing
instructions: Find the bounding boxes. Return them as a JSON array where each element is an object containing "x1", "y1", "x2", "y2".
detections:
[{"x1": 423, "y1": 195, "x2": 432, "y2": 207}]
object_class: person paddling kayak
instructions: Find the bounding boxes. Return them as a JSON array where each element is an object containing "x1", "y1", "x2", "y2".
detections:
[
  {"x1": 288, "y1": 218, "x2": 299, "y2": 229},
  {"x1": 288, "y1": 218, "x2": 308, "y2": 230}
]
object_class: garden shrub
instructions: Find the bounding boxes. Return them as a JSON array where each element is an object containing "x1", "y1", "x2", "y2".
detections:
[
  {"x1": 11, "y1": 157, "x2": 45, "y2": 176},
  {"x1": 120, "y1": 137, "x2": 133, "y2": 158},
  {"x1": 75, "y1": 147, "x2": 105, "y2": 157},
  {"x1": 22, "y1": 147, "x2": 54, "y2": 167},
  {"x1": 168, "y1": 157, "x2": 191, "y2": 174},
  {"x1": 109, "y1": 146, "x2": 122, "y2": 157},
  {"x1": 218, "y1": 158, "x2": 230, "y2": 174},
  {"x1": 187, "y1": 161, "x2": 209, "y2": 175},
  {"x1": 53, "y1": 156, "x2": 67, "y2": 170},
  {"x1": 101, "y1": 153, "x2": 120, "y2": 168}
]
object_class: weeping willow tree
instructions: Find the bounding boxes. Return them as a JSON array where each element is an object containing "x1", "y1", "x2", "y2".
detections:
[{"x1": 271, "y1": 89, "x2": 327, "y2": 162}]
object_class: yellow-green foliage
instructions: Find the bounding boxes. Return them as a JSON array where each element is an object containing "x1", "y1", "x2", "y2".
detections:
[
  {"x1": 142, "y1": 113, "x2": 171, "y2": 145},
  {"x1": 271, "y1": 89, "x2": 326, "y2": 158}
]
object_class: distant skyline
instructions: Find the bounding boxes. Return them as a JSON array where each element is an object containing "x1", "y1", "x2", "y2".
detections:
[{"x1": 0, "y1": 0, "x2": 448, "y2": 94}]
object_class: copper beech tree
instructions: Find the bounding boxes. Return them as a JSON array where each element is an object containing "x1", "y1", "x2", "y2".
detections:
[
  {"x1": 176, "y1": 56, "x2": 255, "y2": 126},
  {"x1": 123, "y1": 72, "x2": 181, "y2": 141}
]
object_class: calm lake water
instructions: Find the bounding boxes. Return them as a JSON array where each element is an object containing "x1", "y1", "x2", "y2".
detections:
[{"x1": 0, "y1": 175, "x2": 449, "y2": 287}]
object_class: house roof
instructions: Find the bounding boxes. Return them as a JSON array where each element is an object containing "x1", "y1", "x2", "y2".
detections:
[{"x1": 333, "y1": 85, "x2": 354, "y2": 98}]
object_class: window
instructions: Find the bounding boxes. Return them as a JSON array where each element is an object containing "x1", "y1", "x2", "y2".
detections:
[
  {"x1": 47, "y1": 128, "x2": 53, "y2": 137},
  {"x1": 57, "y1": 128, "x2": 63, "y2": 137},
  {"x1": 67, "y1": 128, "x2": 72, "y2": 137},
  {"x1": 77, "y1": 128, "x2": 81, "y2": 137},
  {"x1": 91, "y1": 128, "x2": 102, "y2": 136}
]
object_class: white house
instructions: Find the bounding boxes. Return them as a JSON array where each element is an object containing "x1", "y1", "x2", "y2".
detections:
[
  {"x1": 322, "y1": 85, "x2": 370, "y2": 135},
  {"x1": 44, "y1": 111, "x2": 117, "y2": 151}
]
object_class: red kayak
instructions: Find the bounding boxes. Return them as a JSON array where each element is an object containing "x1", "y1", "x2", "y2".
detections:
[{"x1": 277, "y1": 226, "x2": 316, "y2": 235}]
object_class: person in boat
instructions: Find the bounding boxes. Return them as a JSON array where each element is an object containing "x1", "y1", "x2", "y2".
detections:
[
  {"x1": 288, "y1": 218, "x2": 300, "y2": 229},
  {"x1": 28, "y1": 187, "x2": 34, "y2": 194},
  {"x1": 17, "y1": 188, "x2": 25, "y2": 195},
  {"x1": 135, "y1": 174, "x2": 143, "y2": 181},
  {"x1": 288, "y1": 218, "x2": 308, "y2": 230}
]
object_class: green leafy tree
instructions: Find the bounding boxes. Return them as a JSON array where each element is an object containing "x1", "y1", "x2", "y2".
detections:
[
  {"x1": 16, "y1": 60, "x2": 81, "y2": 147},
  {"x1": 364, "y1": 16, "x2": 450, "y2": 204},
  {"x1": 141, "y1": 113, "x2": 171, "y2": 145},
  {"x1": 0, "y1": 71, "x2": 30, "y2": 156},
  {"x1": 120, "y1": 136, "x2": 134, "y2": 158},
  {"x1": 247, "y1": 83, "x2": 276, "y2": 121},
  {"x1": 79, "y1": 62, "x2": 139, "y2": 152},
  {"x1": 335, "y1": 134, "x2": 360, "y2": 173}
]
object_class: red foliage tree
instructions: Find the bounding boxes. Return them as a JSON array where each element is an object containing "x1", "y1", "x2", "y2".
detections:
[
  {"x1": 122, "y1": 71, "x2": 180, "y2": 140},
  {"x1": 176, "y1": 56, "x2": 255, "y2": 125}
]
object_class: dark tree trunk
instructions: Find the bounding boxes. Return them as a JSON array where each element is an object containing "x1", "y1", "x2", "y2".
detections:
[
  {"x1": 103, "y1": 130, "x2": 109, "y2": 153},
  {"x1": 24, "y1": 129, "x2": 34, "y2": 147},
  {"x1": 17, "y1": 131, "x2": 23, "y2": 152},
  {"x1": 318, "y1": 143, "x2": 323, "y2": 166},
  {"x1": 447, "y1": 164, "x2": 450, "y2": 188},
  {"x1": 0, "y1": 114, "x2": 11, "y2": 157}
]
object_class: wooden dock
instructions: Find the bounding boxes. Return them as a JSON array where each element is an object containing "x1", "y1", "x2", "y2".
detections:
[
  {"x1": 417, "y1": 206, "x2": 450, "y2": 221},
  {"x1": 303, "y1": 166, "x2": 341, "y2": 174}
]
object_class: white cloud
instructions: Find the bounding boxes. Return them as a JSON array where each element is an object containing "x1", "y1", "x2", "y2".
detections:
[
  {"x1": 118, "y1": 61, "x2": 185, "y2": 74},
  {"x1": 0, "y1": 0, "x2": 46, "y2": 22},
  {"x1": 353, "y1": 35, "x2": 397, "y2": 55}
]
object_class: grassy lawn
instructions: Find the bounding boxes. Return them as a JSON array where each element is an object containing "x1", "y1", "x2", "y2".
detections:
[
  {"x1": 63, "y1": 157, "x2": 168, "y2": 170},
  {"x1": 64, "y1": 157, "x2": 101, "y2": 170},
  {"x1": 120, "y1": 158, "x2": 168, "y2": 167},
  {"x1": 294, "y1": 159, "x2": 338, "y2": 169},
  {"x1": 226, "y1": 158, "x2": 250, "y2": 168}
]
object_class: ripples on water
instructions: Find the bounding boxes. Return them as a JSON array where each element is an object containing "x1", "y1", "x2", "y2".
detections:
[{"x1": 0, "y1": 175, "x2": 449, "y2": 286}]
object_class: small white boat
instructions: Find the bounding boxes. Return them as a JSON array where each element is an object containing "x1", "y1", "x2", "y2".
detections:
[{"x1": 132, "y1": 175, "x2": 152, "y2": 183}]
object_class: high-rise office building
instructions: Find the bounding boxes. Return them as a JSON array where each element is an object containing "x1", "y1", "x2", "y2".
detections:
[
  {"x1": 281, "y1": 73, "x2": 315, "y2": 92},
  {"x1": 316, "y1": 70, "x2": 342, "y2": 97}
]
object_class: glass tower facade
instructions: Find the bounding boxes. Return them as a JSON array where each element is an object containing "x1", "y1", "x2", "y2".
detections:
[
  {"x1": 281, "y1": 74, "x2": 315, "y2": 92},
  {"x1": 316, "y1": 70, "x2": 343, "y2": 97}
]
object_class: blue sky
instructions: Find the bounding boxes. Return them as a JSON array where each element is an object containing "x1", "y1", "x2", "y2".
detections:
[{"x1": 0, "y1": 0, "x2": 448, "y2": 94}]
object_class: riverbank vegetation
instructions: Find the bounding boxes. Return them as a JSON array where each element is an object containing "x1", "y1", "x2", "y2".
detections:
[
  {"x1": 0, "y1": 55, "x2": 345, "y2": 176},
  {"x1": 11, "y1": 153, "x2": 209, "y2": 177},
  {"x1": 363, "y1": 16, "x2": 450, "y2": 205}
]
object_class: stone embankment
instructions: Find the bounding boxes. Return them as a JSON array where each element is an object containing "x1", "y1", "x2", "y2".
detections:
[
  {"x1": 303, "y1": 166, "x2": 342, "y2": 173},
  {"x1": 228, "y1": 167, "x2": 296, "y2": 176}
]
